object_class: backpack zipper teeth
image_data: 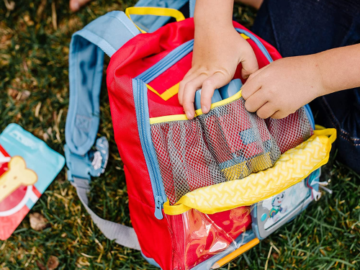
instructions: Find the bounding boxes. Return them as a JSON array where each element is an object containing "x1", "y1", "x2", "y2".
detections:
[
  {"x1": 135, "y1": 79, "x2": 165, "y2": 220},
  {"x1": 139, "y1": 40, "x2": 194, "y2": 83}
]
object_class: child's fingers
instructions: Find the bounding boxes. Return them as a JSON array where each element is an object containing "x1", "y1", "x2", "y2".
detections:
[
  {"x1": 182, "y1": 74, "x2": 208, "y2": 119},
  {"x1": 244, "y1": 88, "x2": 268, "y2": 112},
  {"x1": 256, "y1": 102, "x2": 277, "y2": 119},
  {"x1": 241, "y1": 72, "x2": 262, "y2": 100},
  {"x1": 240, "y1": 46, "x2": 259, "y2": 79},
  {"x1": 270, "y1": 110, "x2": 289, "y2": 119},
  {"x1": 201, "y1": 72, "x2": 230, "y2": 114},
  {"x1": 178, "y1": 70, "x2": 199, "y2": 105}
]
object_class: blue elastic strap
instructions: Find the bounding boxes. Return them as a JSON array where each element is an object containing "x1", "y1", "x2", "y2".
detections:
[
  {"x1": 132, "y1": 0, "x2": 189, "y2": 32},
  {"x1": 65, "y1": 11, "x2": 140, "y2": 157}
]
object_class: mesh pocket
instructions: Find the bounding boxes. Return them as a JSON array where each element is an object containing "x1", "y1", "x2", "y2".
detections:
[
  {"x1": 151, "y1": 98, "x2": 313, "y2": 205},
  {"x1": 151, "y1": 119, "x2": 226, "y2": 204},
  {"x1": 266, "y1": 107, "x2": 313, "y2": 153},
  {"x1": 198, "y1": 98, "x2": 281, "y2": 181}
]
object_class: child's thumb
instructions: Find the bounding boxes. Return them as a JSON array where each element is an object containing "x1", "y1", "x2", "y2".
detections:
[{"x1": 240, "y1": 49, "x2": 259, "y2": 79}]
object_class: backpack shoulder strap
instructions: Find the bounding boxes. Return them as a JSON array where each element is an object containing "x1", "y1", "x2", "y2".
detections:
[
  {"x1": 65, "y1": 11, "x2": 141, "y2": 250},
  {"x1": 66, "y1": 11, "x2": 140, "y2": 156},
  {"x1": 189, "y1": 0, "x2": 196, "y2": 17}
]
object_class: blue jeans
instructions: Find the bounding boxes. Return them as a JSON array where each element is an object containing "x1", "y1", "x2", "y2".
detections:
[{"x1": 252, "y1": 0, "x2": 360, "y2": 173}]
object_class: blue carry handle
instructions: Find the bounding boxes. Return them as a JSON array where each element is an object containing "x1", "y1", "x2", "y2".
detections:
[{"x1": 133, "y1": 0, "x2": 190, "y2": 32}]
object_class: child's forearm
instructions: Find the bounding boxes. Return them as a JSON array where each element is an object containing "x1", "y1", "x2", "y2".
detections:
[
  {"x1": 179, "y1": 0, "x2": 258, "y2": 119},
  {"x1": 194, "y1": 0, "x2": 234, "y2": 30},
  {"x1": 315, "y1": 44, "x2": 360, "y2": 96}
]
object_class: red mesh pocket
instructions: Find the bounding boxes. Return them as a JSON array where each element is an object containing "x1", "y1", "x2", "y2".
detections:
[
  {"x1": 151, "y1": 119, "x2": 226, "y2": 204},
  {"x1": 199, "y1": 98, "x2": 281, "y2": 181},
  {"x1": 150, "y1": 98, "x2": 313, "y2": 204},
  {"x1": 266, "y1": 107, "x2": 313, "y2": 153}
]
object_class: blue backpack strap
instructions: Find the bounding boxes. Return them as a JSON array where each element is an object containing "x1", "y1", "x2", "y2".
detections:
[
  {"x1": 133, "y1": 0, "x2": 189, "y2": 32},
  {"x1": 189, "y1": 0, "x2": 196, "y2": 17},
  {"x1": 66, "y1": 11, "x2": 140, "y2": 158},
  {"x1": 65, "y1": 11, "x2": 141, "y2": 250}
]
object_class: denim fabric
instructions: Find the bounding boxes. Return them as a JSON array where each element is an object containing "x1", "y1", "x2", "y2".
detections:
[{"x1": 252, "y1": 0, "x2": 360, "y2": 173}]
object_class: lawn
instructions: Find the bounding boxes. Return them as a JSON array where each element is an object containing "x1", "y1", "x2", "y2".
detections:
[{"x1": 0, "y1": 0, "x2": 359, "y2": 269}]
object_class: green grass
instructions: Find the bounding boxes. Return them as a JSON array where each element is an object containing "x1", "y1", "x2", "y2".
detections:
[{"x1": 0, "y1": 1, "x2": 359, "y2": 269}]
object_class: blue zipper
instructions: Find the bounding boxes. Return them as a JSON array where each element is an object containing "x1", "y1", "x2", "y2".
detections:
[
  {"x1": 139, "y1": 29, "x2": 269, "y2": 84},
  {"x1": 304, "y1": 104, "x2": 315, "y2": 130},
  {"x1": 133, "y1": 79, "x2": 167, "y2": 220},
  {"x1": 235, "y1": 28, "x2": 273, "y2": 63},
  {"x1": 137, "y1": 39, "x2": 194, "y2": 83}
]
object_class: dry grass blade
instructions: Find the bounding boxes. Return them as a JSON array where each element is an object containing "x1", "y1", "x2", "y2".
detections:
[
  {"x1": 3, "y1": 0, "x2": 15, "y2": 11},
  {"x1": 52, "y1": 1, "x2": 57, "y2": 30},
  {"x1": 37, "y1": 0, "x2": 47, "y2": 18}
]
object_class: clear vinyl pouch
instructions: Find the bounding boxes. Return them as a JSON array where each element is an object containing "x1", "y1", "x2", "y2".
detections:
[
  {"x1": 150, "y1": 95, "x2": 313, "y2": 205},
  {"x1": 166, "y1": 206, "x2": 252, "y2": 270},
  {"x1": 252, "y1": 169, "x2": 321, "y2": 240}
]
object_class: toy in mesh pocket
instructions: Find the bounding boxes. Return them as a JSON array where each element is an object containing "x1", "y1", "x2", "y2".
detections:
[{"x1": 198, "y1": 98, "x2": 281, "y2": 181}]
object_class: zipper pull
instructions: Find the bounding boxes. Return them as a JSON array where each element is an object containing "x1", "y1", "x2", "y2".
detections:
[
  {"x1": 154, "y1": 196, "x2": 164, "y2": 220},
  {"x1": 312, "y1": 189, "x2": 322, "y2": 201}
]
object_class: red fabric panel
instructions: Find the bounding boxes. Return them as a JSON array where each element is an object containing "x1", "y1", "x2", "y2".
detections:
[
  {"x1": 107, "y1": 75, "x2": 156, "y2": 207},
  {"x1": 127, "y1": 178, "x2": 172, "y2": 270},
  {"x1": 107, "y1": 19, "x2": 196, "y2": 87}
]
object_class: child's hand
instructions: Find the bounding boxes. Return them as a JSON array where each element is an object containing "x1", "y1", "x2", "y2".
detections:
[
  {"x1": 242, "y1": 55, "x2": 324, "y2": 119},
  {"x1": 178, "y1": 0, "x2": 258, "y2": 120},
  {"x1": 179, "y1": 29, "x2": 258, "y2": 119}
]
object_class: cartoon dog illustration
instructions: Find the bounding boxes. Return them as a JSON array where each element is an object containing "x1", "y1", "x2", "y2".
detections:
[{"x1": 269, "y1": 192, "x2": 287, "y2": 222}]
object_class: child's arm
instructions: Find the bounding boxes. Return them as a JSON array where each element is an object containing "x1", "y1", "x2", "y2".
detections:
[
  {"x1": 242, "y1": 44, "x2": 360, "y2": 119},
  {"x1": 178, "y1": 0, "x2": 258, "y2": 119}
]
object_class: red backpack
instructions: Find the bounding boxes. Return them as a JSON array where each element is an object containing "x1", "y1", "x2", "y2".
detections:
[{"x1": 65, "y1": 6, "x2": 336, "y2": 270}]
